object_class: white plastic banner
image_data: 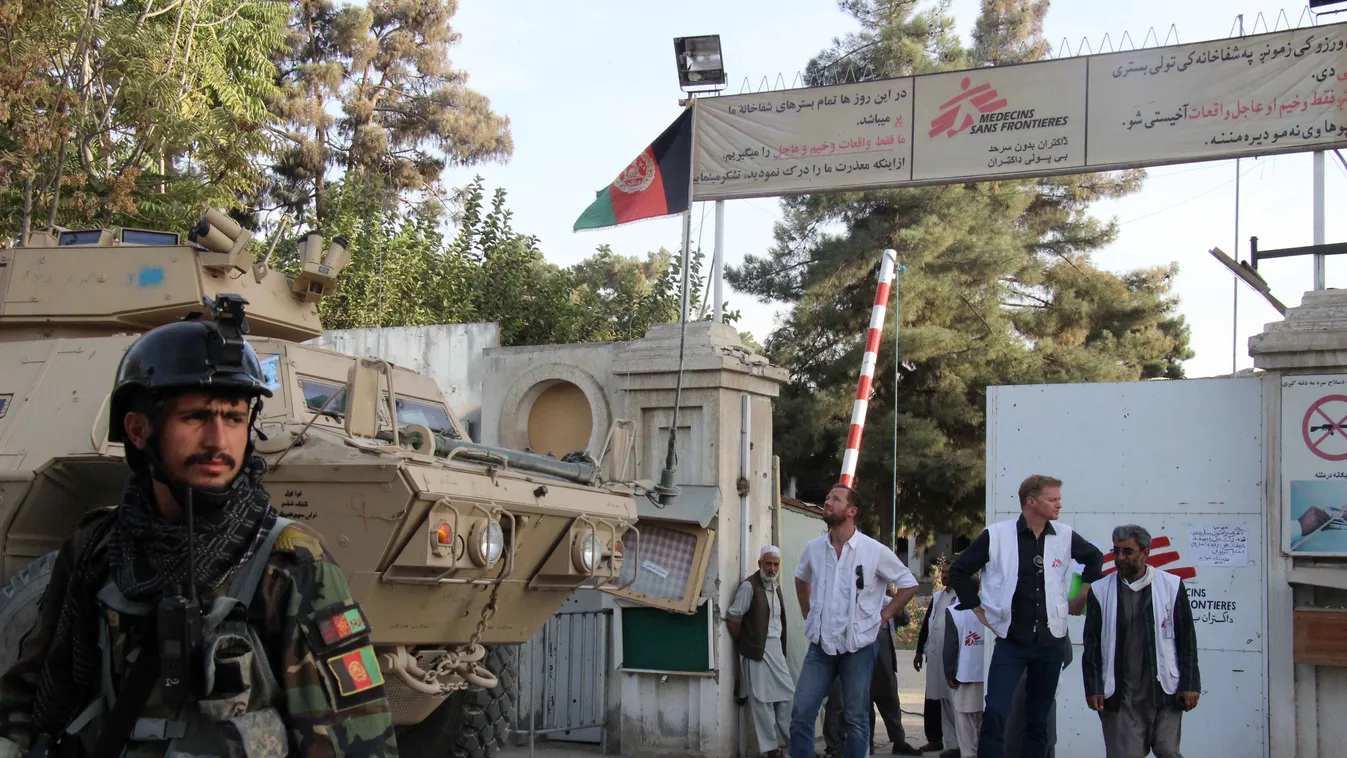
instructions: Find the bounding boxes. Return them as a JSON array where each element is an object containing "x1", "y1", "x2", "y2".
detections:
[
  {"x1": 911, "y1": 58, "x2": 1086, "y2": 180},
  {"x1": 693, "y1": 22, "x2": 1347, "y2": 201},
  {"x1": 694, "y1": 78, "x2": 914, "y2": 197}
]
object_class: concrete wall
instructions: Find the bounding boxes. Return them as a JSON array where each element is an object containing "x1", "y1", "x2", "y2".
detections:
[{"x1": 307, "y1": 323, "x2": 498, "y2": 440}]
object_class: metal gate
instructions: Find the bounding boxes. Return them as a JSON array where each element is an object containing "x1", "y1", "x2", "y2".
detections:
[{"x1": 513, "y1": 608, "x2": 612, "y2": 755}]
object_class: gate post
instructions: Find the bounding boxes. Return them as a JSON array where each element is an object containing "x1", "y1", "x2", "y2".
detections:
[{"x1": 1250, "y1": 288, "x2": 1347, "y2": 758}]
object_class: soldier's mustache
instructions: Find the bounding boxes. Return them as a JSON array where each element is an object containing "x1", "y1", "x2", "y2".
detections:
[{"x1": 185, "y1": 452, "x2": 236, "y2": 468}]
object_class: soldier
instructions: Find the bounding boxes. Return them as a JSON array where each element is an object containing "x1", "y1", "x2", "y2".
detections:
[{"x1": 0, "y1": 307, "x2": 397, "y2": 758}]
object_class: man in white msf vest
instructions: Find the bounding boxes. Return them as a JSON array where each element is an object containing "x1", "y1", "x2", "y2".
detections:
[
  {"x1": 1082, "y1": 525, "x2": 1200, "y2": 758},
  {"x1": 947, "y1": 474, "x2": 1104, "y2": 758}
]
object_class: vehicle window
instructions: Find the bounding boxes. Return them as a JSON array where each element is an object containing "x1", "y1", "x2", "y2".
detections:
[
  {"x1": 301, "y1": 378, "x2": 347, "y2": 416},
  {"x1": 299, "y1": 377, "x2": 458, "y2": 439},
  {"x1": 395, "y1": 396, "x2": 460, "y2": 439}
]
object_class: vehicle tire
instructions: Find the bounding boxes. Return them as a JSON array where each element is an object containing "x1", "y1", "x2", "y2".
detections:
[
  {"x1": 0, "y1": 552, "x2": 57, "y2": 673},
  {"x1": 396, "y1": 645, "x2": 519, "y2": 758}
]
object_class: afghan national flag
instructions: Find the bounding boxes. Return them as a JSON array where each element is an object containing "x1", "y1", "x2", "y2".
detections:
[{"x1": 573, "y1": 107, "x2": 693, "y2": 231}]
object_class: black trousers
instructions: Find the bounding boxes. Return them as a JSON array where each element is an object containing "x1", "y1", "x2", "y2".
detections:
[
  {"x1": 924, "y1": 698, "x2": 943, "y2": 745},
  {"x1": 1004, "y1": 667, "x2": 1057, "y2": 758},
  {"x1": 822, "y1": 638, "x2": 906, "y2": 755}
]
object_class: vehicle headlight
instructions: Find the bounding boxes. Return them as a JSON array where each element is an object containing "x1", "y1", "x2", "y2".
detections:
[
  {"x1": 572, "y1": 530, "x2": 601, "y2": 572},
  {"x1": 470, "y1": 520, "x2": 505, "y2": 568}
]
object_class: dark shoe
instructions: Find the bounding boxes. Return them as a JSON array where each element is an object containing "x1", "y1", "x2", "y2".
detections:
[
  {"x1": 764, "y1": 751, "x2": 784, "y2": 758},
  {"x1": 939, "y1": 750, "x2": 962, "y2": 758},
  {"x1": 891, "y1": 742, "x2": 923, "y2": 756},
  {"x1": 917, "y1": 745, "x2": 942, "y2": 753}
]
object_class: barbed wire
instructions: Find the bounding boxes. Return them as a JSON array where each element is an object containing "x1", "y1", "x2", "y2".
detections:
[{"x1": 723, "y1": 5, "x2": 1328, "y2": 96}]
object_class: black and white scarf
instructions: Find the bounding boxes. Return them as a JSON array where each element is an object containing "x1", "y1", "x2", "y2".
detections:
[
  {"x1": 110, "y1": 455, "x2": 277, "y2": 600},
  {"x1": 30, "y1": 456, "x2": 276, "y2": 735}
]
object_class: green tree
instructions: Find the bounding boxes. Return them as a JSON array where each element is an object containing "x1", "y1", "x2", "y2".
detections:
[
  {"x1": 0, "y1": 0, "x2": 288, "y2": 242},
  {"x1": 281, "y1": 175, "x2": 727, "y2": 347},
  {"x1": 266, "y1": 0, "x2": 512, "y2": 222},
  {"x1": 730, "y1": 0, "x2": 1192, "y2": 540}
]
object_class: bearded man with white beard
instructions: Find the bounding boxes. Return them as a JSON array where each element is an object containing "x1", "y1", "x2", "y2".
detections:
[{"x1": 728, "y1": 545, "x2": 795, "y2": 758}]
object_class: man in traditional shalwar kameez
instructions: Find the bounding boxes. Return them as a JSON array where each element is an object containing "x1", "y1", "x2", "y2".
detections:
[
  {"x1": 729, "y1": 545, "x2": 795, "y2": 758},
  {"x1": 915, "y1": 558, "x2": 960, "y2": 758},
  {"x1": 1083, "y1": 525, "x2": 1201, "y2": 758}
]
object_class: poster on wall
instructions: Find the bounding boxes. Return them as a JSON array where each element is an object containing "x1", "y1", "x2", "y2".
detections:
[{"x1": 1281, "y1": 374, "x2": 1347, "y2": 555}]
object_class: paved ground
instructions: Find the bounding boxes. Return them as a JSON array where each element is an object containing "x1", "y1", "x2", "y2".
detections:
[{"x1": 502, "y1": 660, "x2": 943, "y2": 757}]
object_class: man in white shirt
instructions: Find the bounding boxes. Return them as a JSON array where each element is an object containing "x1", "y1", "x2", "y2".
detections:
[{"x1": 789, "y1": 484, "x2": 920, "y2": 758}]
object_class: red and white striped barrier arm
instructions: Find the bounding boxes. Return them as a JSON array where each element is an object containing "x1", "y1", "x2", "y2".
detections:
[{"x1": 839, "y1": 248, "x2": 898, "y2": 488}]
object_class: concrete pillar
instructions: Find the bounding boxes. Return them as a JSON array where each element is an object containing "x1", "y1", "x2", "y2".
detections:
[
  {"x1": 1250, "y1": 288, "x2": 1347, "y2": 758},
  {"x1": 611, "y1": 321, "x2": 787, "y2": 757}
]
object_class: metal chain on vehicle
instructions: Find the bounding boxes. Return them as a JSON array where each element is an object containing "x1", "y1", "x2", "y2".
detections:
[{"x1": 419, "y1": 574, "x2": 504, "y2": 693}]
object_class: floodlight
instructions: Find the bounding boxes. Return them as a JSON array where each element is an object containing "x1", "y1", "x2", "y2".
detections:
[
  {"x1": 1209, "y1": 247, "x2": 1286, "y2": 315},
  {"x1": 673, "y1": 35, "x2": 727, "y2": 91}
]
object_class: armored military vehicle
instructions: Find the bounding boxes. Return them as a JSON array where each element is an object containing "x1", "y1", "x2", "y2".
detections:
[{"x1": 0, "y1": 211, "x2": 640, "y2": 757}]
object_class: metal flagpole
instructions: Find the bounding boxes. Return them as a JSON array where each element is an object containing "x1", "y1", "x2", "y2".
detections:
[
  {"x1": 1314, "y1": 150, "x2": 1327, "y2": 290},
  {"x1": 713, "y1": 200, "x2": 725, "y2": 322},
  {"x1": 890, "y1": 261, "x2": 907, "y2": 553},
  {"x1": 1233, "y1": 157, "x2": 1240, "y2": 375},
  {"x1": 654, "y1": 98, "x2": 697, "y2": 505},
  {"x1": 1232, "y1": 13, "x2": 1243, "y2": 376},
  {"x1": 840, "y1": 248, "x2": 898, "y2": 488}
]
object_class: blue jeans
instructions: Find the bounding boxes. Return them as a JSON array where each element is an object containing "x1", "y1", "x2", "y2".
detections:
[
  {"x1": 789, "y1": 641, "x2": 876, "y2": 758},
  {"x1": 978, "y1": 638, "x2": 1065, "y2": 758}
]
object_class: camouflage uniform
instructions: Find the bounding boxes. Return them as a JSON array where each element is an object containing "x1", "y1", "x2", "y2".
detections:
[{"x1": 0, "y1": 509, "x2": 398, "y2": 758}]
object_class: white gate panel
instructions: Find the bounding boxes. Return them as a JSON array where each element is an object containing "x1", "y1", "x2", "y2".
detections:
[
  {"x1": 779, "y1": 504, "x2": 826, "y2": 678},
  {"x1": 987, "y1": 376, "x2": 1267, "y2": 758}
]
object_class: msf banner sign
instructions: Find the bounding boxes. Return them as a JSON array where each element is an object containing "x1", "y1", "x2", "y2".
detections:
[{"x1": 694, "y1": 22, "x2": 1347, "y2": 201}]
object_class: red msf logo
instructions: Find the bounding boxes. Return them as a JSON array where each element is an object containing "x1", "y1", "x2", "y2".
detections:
[
  {"x1": 964, "y1": 630, "x2": 982, "y2": 646},
  {"x1": 928, "y1": 76, "x2": 1008, "y2": 138},
  {"x1": 1051, "y1": 558, "x2": 1064, "y2": 569},
  {"x1": 1101, "y1": 536, "x2": 1197, "y2": 581}
]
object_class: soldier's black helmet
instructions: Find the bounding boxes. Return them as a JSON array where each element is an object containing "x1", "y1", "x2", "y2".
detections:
[{"x1": 108, "y1": 318, "x2": 273, "y2": 448}]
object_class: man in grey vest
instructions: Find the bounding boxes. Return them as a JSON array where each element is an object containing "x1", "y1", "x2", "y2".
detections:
[
  {"x1": 729, "y1": 545, "x2": 794, "y2": 758},
  {"x1": 1083, "y1": 525, "x2": 1200, "y2": 758},
  {"x1": 948, "y1": 474, "x2": 1103, "y2": 758}
]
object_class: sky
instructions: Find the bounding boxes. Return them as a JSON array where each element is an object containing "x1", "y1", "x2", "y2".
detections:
[{"x1": 435, "y1": 0, "x2": 1347, "y2": 380}]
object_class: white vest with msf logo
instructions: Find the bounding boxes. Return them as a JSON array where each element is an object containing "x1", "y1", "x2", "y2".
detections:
[
  {"x1": 980, "y1": 517, "x2": 1074, "y2": 640},
  {"x1": 948, "y1": 607, "x2": 986, "y2": 683},
  {"x1": 1093, "y1": 568, "x2": 1183, "y2": 698}
]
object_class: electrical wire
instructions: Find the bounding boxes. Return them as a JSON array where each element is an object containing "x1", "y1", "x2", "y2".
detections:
[{"x1": 1120, "y1": 159, "x2": 1263, "y2": 226}]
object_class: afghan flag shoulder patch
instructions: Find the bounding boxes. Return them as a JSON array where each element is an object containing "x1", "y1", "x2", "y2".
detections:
[
  {"x1": 326, "y1": 644, "x2": 385, "y2": 697},
  {"x1": 317, "y1": 605, "x2": 369, "y2": 647}
]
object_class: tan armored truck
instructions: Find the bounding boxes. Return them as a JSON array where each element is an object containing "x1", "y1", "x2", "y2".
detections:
[{"x1": 0, "y1": 212, "x2": 641, "y2": 757}]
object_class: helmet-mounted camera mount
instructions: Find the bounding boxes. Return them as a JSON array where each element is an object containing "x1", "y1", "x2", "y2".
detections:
[{"x1": 201, "y1": 294, "x2": 251, "y2": 373}]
